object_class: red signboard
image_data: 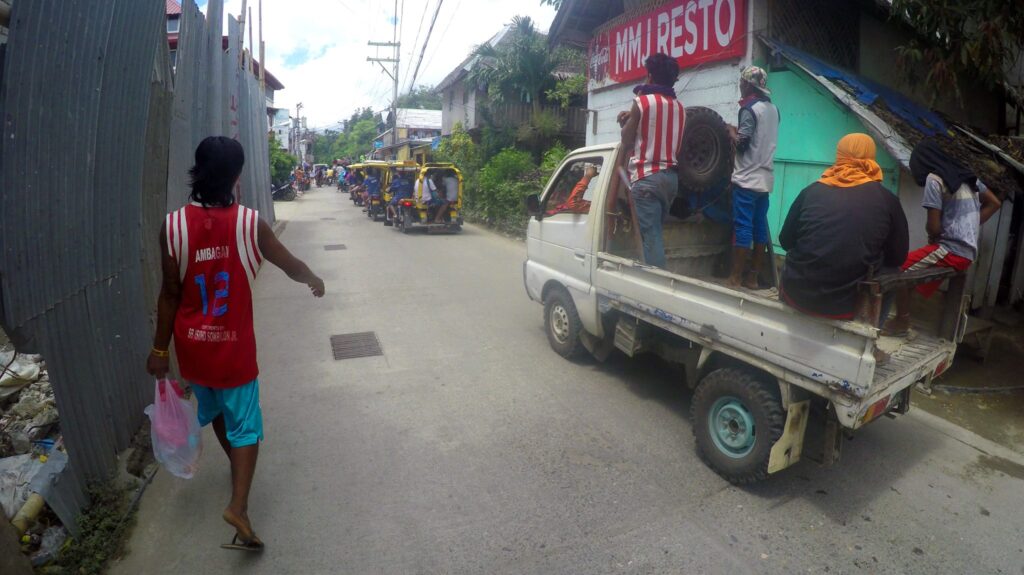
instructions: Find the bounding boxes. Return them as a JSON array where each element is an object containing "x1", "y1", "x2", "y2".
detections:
[{"x1": 588, "y1": 0, "x2": 746, "y2": 86}]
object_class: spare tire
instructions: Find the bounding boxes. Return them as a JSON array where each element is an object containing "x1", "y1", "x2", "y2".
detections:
[{"x1": 678, "y1": 106, "x2": 734, "y2": 195}]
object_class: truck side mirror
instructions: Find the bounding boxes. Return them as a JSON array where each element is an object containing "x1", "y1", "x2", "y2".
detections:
[{"x1": 525, "y1": 194, "x2": 542, "y2": 219}]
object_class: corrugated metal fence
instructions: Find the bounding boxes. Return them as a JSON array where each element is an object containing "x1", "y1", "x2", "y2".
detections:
[{"x1": 0, "y1": 0, "x2": 274, "y2": 531}]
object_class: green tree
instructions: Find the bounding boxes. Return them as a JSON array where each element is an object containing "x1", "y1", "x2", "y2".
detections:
[
  {"x1": 892, "y1": 0, "x2": 1024, "y2": 106},
  {"x1": 311, "y1": 129, "x2": 340, "y2": 163},
  {"x1": 337, "y1": 118, "x2": 379, "y2": 160},
  {"x1": 346, "y1": 107, "x2": 375, "y2": 128},
  {"x1": 540, "y1": 0, "x2": 563, "y2": 9},
  {"x1": 468, "y1": 16, "x2": 566, "y2": 118},
  {"x1": 396, "y1": 85, "x2": 443, "y2": 109},
  {"x1": 268, "y1": 132, "x2": 297, "y2": 184},
  {"x1": 545, "y1": 73, "x2": 587, "y2": 109}
]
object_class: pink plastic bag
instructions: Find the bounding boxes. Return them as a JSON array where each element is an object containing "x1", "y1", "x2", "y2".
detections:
[{"x1": 144, "y1": 379, "x2": 202, "y2": 479}]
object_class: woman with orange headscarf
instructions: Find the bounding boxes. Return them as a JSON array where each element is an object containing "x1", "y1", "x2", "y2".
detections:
[{"x1": 778, "y1": 133, "x2": 909, "y2": 319}]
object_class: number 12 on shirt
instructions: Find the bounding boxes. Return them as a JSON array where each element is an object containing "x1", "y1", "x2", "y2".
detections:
[{"x1": 194, "y1": 272, "x2": 229, "y2": 317}]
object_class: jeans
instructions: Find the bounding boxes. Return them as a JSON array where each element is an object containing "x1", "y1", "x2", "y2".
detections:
[
  {"x1": 631, "y1": 171, "x2": 679, "y2": 268},
  {"x1": 732, "y1": 186, "x2": 770, "y2": 248}
]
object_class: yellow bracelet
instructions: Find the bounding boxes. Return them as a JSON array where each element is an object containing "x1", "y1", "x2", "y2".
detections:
[{"x1": 150, "y1": 347, "x2": 170, "y2": 358}]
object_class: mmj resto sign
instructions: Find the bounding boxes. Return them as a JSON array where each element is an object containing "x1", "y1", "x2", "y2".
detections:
[{"x1": 588, "y1": 0, "x2": 746, "y2": 88}]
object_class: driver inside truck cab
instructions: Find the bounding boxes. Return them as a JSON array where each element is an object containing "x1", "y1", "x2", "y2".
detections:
[{"x1": 547, "y1": 163, "x2": 599, "y2": 216}]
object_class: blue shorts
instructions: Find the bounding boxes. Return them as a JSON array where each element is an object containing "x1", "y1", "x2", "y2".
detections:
[{"x1": 190, "y1": 379, "x2": 264, "y2": 448}]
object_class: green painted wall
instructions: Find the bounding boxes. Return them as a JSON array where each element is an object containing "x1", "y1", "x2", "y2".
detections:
[{"x1": 766, "y1": 69, "x2": 900, "y2": 252}]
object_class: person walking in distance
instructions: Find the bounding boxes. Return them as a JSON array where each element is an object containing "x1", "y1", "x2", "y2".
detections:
[
  {"x1": 727, "y1": 66, "x2": 780, "y2": 288},
  {"x1": 617, "y1": 53, "x2": 686, "y2": 268},
  {"x1": 146, "y1": 136, "x2": 325, "y2": 552}
]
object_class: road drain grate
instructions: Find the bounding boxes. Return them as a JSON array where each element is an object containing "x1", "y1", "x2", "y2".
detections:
[
  {"x1": 323, "y1": 244, "x2": 347, "y2": 251},
  {"x1": 330, "y1": 332, "x2": 383, "y2": 360},
  {"x1": 321, "y1": 217, "x2": 336, "y2": 221}
]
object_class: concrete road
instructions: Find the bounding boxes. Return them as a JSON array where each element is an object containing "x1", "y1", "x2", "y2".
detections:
[{"x1": 113, "y1": 188, "x2": 1024, "y2": 575}]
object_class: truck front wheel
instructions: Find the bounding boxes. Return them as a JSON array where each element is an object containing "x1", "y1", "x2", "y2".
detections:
[
  {"x1": 692, "y1": 368, "x2": 785, "y2": 484},
  {"x1": 544, "y1": 289, "x2": 583, "y2": 359}
]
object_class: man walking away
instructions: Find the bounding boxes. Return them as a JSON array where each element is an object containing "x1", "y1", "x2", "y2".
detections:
[
  {"x1": 882, "y1": 139, "x2": 1001, "y2": 336},
  {"x1": 728, "y1": 66, "x2": 780, "y2": 288},
  {"x1": 147, "y1": 136, "x2": 325, "y2": 552},
  {"x1": 618, "y1": 53, "x2": 686, "y2": 268}
]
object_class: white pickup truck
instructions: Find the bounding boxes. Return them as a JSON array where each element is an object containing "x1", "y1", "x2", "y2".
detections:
[{"x1": 523, "y1": 131, "x2": 967, "y2": 484}]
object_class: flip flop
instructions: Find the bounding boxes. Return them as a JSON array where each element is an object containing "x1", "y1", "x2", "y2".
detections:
[{"x1": 220, "y1": 533, "x2": 265, "y2": 552}]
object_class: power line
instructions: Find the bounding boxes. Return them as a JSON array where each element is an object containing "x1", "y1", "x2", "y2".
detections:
[
  {"x1": 325, "y1": 0, "x2": 356, "y2": 14},
  {"x1": 419, "y1": 0, "x2": 461, "y2": 83},
  {"x1": 402, "y1": 0, "x2": 431, "y2": 94},
  {"x1": 407, "y1": 0, "x2": 444, "y2": 93}
]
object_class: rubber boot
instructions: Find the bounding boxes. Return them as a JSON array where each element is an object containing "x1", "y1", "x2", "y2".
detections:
[
  {"x1": 744, "y1": 243, "x2": 767, "y2": 290},
  {"x1": 726, "y1": 247, "x2": 751, "y2": 288}
]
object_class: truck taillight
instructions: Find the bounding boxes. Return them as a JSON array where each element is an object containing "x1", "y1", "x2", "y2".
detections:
[{"x1": 860, "y1": 395, "x2": 891, "y2": 425}]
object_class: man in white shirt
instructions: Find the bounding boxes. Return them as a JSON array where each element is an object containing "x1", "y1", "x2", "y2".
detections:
[{"x1": 434, "y1": 170, "x2": 459, "y2": 223}]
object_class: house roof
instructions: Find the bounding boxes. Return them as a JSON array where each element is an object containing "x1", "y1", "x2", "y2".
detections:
[
  {"x1": 436, "y1": 25, "x2": 515, "y2": 92},
  {"x1": 547, "y1": 0, "x2": 625, "y2": 48},
  {"x1": 765, "y1": 37, "x2": 1022, "y2": 198},
  {"x1": 166, "y1": 0, "x2": 182, "y2": 16}
]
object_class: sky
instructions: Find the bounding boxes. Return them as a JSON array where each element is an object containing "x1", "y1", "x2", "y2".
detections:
[{"x1": 199, "y1": 0, "x2": 558, "y2": 129}]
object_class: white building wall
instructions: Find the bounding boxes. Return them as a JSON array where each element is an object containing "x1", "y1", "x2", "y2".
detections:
[
  {"x1": 443, "y1": 83, "x2": 476, "y2": 135},
  {"x1": 586, "y1": 60, "x2": 746, "y2": 146}
]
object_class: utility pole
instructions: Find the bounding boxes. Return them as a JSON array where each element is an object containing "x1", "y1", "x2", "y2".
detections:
[
  {"x1": 368, "y1": 0, "x2": 400, "y2": 150},
  {"x1": 293, "y1": 102, "x2": 303, "y2": 158}
]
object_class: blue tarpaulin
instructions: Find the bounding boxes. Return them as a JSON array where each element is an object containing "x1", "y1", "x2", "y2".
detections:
[{"x1": 764, "y1": 39, "x2": 949, "y2": 137}]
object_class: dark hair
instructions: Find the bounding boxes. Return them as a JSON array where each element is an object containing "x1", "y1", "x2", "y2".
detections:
[
  {"x1": 189, "y1": 136, "x2": 245, "y2": 207},
  {"x1": 645, "y1": 53, "x2": 679, "y2": 88}
]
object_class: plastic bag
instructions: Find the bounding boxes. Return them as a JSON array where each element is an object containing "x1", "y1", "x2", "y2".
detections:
[{"x1": 144, "y1": 379, "x2": 202, "y2": 479}]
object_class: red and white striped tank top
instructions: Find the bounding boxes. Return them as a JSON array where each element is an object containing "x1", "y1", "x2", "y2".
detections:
[
  {"x1": 628, "y1": 94, "x2": 686, "y2": 183},
  {"x1": 167, "y1": 203, "x2": 263, "y2": 388}
]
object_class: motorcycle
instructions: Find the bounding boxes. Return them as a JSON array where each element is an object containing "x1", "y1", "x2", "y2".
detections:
[{"x1": 272, "y1": 181, "x2": 296, "y2": 202}]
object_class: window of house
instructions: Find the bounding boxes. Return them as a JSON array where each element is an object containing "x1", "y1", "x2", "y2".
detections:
[
  {"x1": 543, "y1": 157, "x2": 603, "y2": 217},
  {"x1": 169, "y1": 49, "x2": 177, "y2": 68},
  {"x1": 167, "y1": 17, "x2": 180, "y2": 33}
]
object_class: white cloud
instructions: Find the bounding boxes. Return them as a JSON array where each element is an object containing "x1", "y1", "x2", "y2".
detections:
[{"x1": 211, "y1": 0, "x2": 557, "y2": 128}]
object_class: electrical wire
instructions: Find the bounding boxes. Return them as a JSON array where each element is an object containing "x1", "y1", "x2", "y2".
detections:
[
  {"x1": 402, "y1": 0, "x2": 431, "y2": 94},
  {"x1": 407, "y1": 0, "x2": 444, "y2": 93},
  {"x1": 419, "y1": 0, "x2": 461, "y2": 81}
]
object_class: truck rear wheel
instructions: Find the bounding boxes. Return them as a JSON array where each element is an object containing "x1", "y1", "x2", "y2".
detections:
[
  {"x1": 544, "y1": 289, "x2": 583, "y2": 359},
  {"x1": 691, "y1": 368, "x2": 785, "y2": 484}
]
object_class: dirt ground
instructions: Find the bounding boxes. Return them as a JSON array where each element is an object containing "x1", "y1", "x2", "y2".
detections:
[{"x1": 913, "y1": 322, "x2": 1024, "y2": 455}]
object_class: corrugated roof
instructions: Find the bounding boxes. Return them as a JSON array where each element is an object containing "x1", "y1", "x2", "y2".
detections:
[
  {"x1": 765, "y1": 37, "x2": 1022, "y2": 198},
  {"x1": 436, "y1": 25, "x2": 514, "y2": 92}
]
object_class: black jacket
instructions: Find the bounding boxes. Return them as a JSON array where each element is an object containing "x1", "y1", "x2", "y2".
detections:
[{"x1": 779, "y1": 181, "x2": 909, "y2": 317}]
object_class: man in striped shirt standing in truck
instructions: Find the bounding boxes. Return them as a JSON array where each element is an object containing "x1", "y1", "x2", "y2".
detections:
[{"x1": 618, "y1": 53, "x2": 687, "y2": 268}]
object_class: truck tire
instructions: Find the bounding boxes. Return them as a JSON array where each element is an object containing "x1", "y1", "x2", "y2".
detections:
[
  {"x1": 544, "y1": 289, "x2": 583, "y2": 359},
  {"x1": 691, "y1": 368, "x2": 785, "y2": 484},
  {"x1": 678, "y1": 106, "x2": 734, "y2": 195}
]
